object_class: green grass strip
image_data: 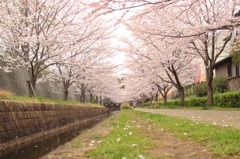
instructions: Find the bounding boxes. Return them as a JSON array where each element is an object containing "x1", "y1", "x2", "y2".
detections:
[
  {"x1": 87, "y1": 110, "x2": 153, "y2": 159},
  {"x1": 0, "y1": 92, "x2": 101, "y2": 107},
  {"x1": 135, "y1": 111, "x2": 240, "y2": 156}
]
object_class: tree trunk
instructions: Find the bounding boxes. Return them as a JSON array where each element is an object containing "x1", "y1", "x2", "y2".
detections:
[
  {"x1": 28, "y1": 79, "x2": 36, "y2": 97},
  {"x1": 207, "y1": 83, "x2": 214, "y2": 106},
  {"x1": 90, "y1": 93, "x2": 94, "y2": 103},
  {"x1": 179, "y1": 87, "x2": 185, "y2": 107},
  {"x1": 80, "y1": 94, "x2": 86, "y2": 103},
  {"x1": 206, "y1": 68, "x2": 214, "y2": 106},
  {"x1": 163, "y1": 96, "x2": 167, "y2": 106},
  {"x1": 79, "y1": 83, "x2": 86, "y2": 103},
  {"x1": 28, "y1": 68, "x2": 37, "y2": 97},
  {"x1": 140, "y1": 99, "x2": 144, "y2": 107},
  {"x1": 149, "y1": 95, "x2": 153, "y2": 108},
  {"x1": 28, "y1": 64, "x2": 39, "y2": 97},
  {"x1": 81, "y1": 91, "x2": 86, "y2": 103},
  {"x1": 154, "y1": 93, "x2": 159, "y2": 108},
  {"x1": 149, "y1": 100, "x2": 152, "y2": 108},
  {"x1": 100, "y1": 96, "x2": 103, "y2": 105},
  {"x1": 79, "y1": 96, "x2": 82, "y2": 102},
  {"x1": 96, "y1": 96, "x2": 99, "y2": 104},
  {"x1": 64, "y1": 90, "x2": 68, "y2": 101},
  {"x1": 83, "y1": 93, "x2": 85, "y2": 103}
]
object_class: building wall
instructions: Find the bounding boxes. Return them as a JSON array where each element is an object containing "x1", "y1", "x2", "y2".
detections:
[
  {"x1": 215, "y1": 60, "x2": 240, "y2": 78},
  {"x1": 215, "y1": 62, "x2": 229, "y2": 78},
  {"x1": 215, "y1": 60, "x2": 240, "y2": 91}
]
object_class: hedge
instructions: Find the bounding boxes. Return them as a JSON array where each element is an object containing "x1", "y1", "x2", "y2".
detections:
[
  {"x1": 168, "y1": 91, "x2": 240, "y2": 108},
  {"x1": 214, "y1": 91, "x2": 240, "y2": 108},
  {"x1": 187, "y1": 97, "x2": 207, "y2": 107}
]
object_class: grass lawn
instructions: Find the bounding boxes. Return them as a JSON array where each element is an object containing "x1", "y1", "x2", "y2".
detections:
[
  {"x1": 135, "y1": 110, "x2": 240, "y2": 157},
  {"x1": 87, "y1": 110, "x2": 240, "y2": 158},
  {"x1": 44, "y1": 110, "x2": 240, "y2": 158},
  {"x1": 86, "y1": 110, "x2": 154, "y2": 159},
  {"x1": 141, "y1": 105, "x2": 240, "y2": 111}
]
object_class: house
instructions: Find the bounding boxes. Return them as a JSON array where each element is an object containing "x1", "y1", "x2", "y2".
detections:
[{"x1": 214, "y1": 56, "x2": 240, "y2": 91}]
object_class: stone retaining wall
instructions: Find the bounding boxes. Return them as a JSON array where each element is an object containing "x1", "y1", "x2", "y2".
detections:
[{"x1": 0, "y1": 101, "x2": 108, "y2": 156}]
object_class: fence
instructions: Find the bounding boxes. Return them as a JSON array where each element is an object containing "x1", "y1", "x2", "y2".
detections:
[
  {"x1": 168, "y1": 83, "x2": 203, "y2": 100},
  {"x1": 0, "y1": 62, "x2": 78, "y2": 101}
]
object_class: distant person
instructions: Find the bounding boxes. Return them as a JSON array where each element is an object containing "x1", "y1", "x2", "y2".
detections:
[{"x1": 133, "y1": 102, "x2": 136, "y2": 109}]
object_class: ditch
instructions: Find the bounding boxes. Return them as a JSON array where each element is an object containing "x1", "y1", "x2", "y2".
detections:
[{"x1": 0, "y1": 117, "x2": 107, "y2": 159}]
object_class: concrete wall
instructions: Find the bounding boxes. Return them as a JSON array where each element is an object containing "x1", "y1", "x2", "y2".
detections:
[
  {"x1": 0, "y1": 62, "x2": 78, "y2": 101},
  {"x1": 0, "y1": 66, "x2": 29, "y2": 95},
  {"x1": 0, "y1": 101, "x2": 108, "y2": 156}
]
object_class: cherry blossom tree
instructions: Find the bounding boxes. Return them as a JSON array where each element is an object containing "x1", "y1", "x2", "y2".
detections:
[
  {"x1": 88, "y1": 0, "x2": 176, "y2": 15},
  {"x1": 45, "y1": 15, "x2": 114, "y2": 101},
  {"x1": 69, "y1": 58, "x2": 118, "y2": 103},
  {"x1": 118, "y1": 28, "x2": 196, "y2": 106},
  {"x1": 125, "y1": 0, "x2": 240, "y2": 106},
  {"x1": 48, "y1": 56, "x2": 82, "y2": 101},
  {"x1": 87, "y1": 0, "x2": 240, "y2": 106},
  {"x1": 117, "y1": 43, "x2": 162, "y2": 107},
  {"x1": 153, "y1": 79, "x2": 172, "y2": 106},
  {"x1": 0, "y1": 0, "x2": 94, "y2": 96},
  {"x1": 122, "y1": 72, "x2": 154, "y2": 106}
]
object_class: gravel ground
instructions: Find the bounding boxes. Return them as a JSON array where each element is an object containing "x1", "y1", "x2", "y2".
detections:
[{"x1": 136, "y1": 108, "x2": 240, "y2": 129}]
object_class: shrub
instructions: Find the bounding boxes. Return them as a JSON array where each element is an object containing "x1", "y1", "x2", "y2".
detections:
[
  {"x1": 158, "y1": 101, "x2": 164, "y2": 106},
  {"x1": 90, "y1": 97, "x2": 97, "y2": 103},
  {"x1": 194, "y1": 78, "x2": 228, "y2": 97},
  {"x1": 120, "y1": 102, "x2": 132, "y2": 110},
  {"x1": 174, "y1": 100, "x2": 180, "y2": 106},
  {"x1": 167, "y1": 97, "x2": 207, "y2": 107},
  {"x1": 167, "y1": 100, "x2": 177, "y2": 106},
  {"x1": 214, "y1": 91, "x2": 240, "y2": 108},
  {"x1": 155, "y1": 91, "x2": 240, "y2": 108},
  {"x1": 37, "y1": 96, "x2": 44, "y2": 102},
  {"x1": 184, "y1": 98, "x2": 190, "y2": 107},
  {"x1": 195, "y1": 82, "x2": 207, "y2": 97},
  {"x1": 213, "y1": 77, "x2": 229, "y2": 93},
  {"x1": 140, "y1": 102, "x2": 149, "y2": 108},
  {"x1": 187, "y1": 91, "x2": 240, "y2": 108},
  {"x1": 188, "y1": 97, "x2": 207, "y2": 107},
  {"x1": 0, "y1": 90, "x2": 13, "y2": 99},
  {"x1": 166, "y1": 100, "x2": 180, "y2": 108}
]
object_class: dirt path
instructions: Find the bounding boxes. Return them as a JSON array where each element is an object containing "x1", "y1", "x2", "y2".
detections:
[
  {"x1": 136, "y1": 108, "x2": 240, "y2": 129},
  {"x1": 130, "y1": 112, "x2": 217, "y2": 159},
  {"x1": 41, "y1": 111, "x2": 225, "y2": 159}
]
